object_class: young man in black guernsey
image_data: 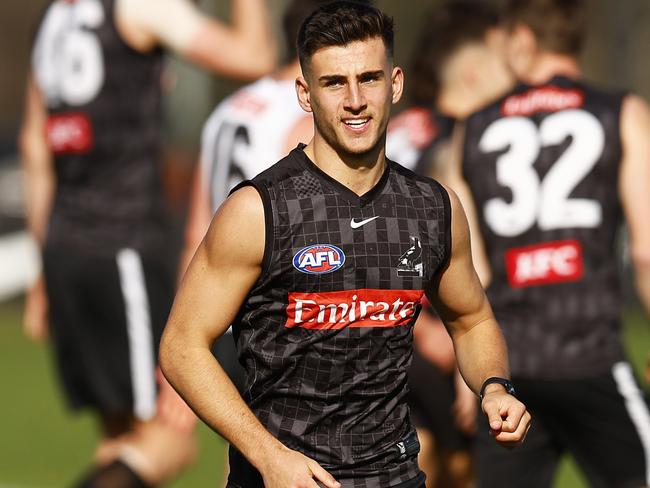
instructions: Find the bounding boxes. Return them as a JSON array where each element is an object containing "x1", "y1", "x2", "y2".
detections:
[
  {"x1": 443, "y1": 0, "x2": 650, "y2": 486},
  {"x1": 160, "y1": 3, "x2": 531, "y2": 488},
  {"x1": 21, "y1": 0, "x2": 275, "y2": 486}
]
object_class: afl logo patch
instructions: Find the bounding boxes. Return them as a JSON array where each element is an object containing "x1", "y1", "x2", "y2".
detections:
[{"x1": 293, "y1": 245, "x2": 346, "y2": 275}]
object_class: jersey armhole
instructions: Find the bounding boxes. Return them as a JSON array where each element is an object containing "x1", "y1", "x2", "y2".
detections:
[
  {"x1": 229, "y1": 180, "x2": 274, "y2": 281},
  {"x1": 434, "y1": 180, "x2": 452, "y2": 277}
]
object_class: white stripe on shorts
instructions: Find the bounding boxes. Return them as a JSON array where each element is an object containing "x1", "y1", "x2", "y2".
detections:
[
  {"x1": 117, "y1": 248, "x2": 156, "y2": 421},
  {"x1": 612, "y1": 361, "x2": 650, "y2": 484}
]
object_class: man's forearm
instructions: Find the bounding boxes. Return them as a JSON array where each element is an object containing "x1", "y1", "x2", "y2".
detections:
[
  {"x1": 160, "y1": 343, "x2": 285, "y2": 471},
  {"x1": 20, "y1": 79, "x2": 54, "y2": 247},
  {"x1": 232, "y1": 0, "x2": 275, "y2": 60},
  {"x1": 451, "y1": 318, "x2": 510, "y2": 395},
  {"x1": 23, "y1": 164, "x2": 54, "y2": 246}
]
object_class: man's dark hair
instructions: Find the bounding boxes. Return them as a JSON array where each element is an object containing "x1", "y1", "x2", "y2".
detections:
[
  {"x1": 408, "y1": 1, "x2": 501, "y2": 106},
  {"x1": 297, "y1": 1, "x2": 393, "y2": 70},
  {"x1": 503, "y1": 0, "x2": 585, "y2": 57},
  {"x1": 283, "y1": 0, "x2": 373, "y2": 64}
]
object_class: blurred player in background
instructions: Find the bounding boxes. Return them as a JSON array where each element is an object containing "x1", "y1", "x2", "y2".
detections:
[
  {"x1": 442, "y1": 0, "x2": 650, "y2": 486},
  {"x1": 385, "y1": 2, "x2": 513, "y2": 486},
  {"x1": 20, "y1": 0, "x2": 275, "y2": 485}
]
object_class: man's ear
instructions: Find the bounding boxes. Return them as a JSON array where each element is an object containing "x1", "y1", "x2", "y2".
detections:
[
  {"x1": 391, "y1": 66, "x2": 404, "y2": 105},
  {"x1": 296, "y1": 76, "x2": 313, "y2": 113}
]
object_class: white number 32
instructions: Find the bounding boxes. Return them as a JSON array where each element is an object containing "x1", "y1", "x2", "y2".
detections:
[{"x1": 479, "y1": 109, "x2": 605, "y2": 237}]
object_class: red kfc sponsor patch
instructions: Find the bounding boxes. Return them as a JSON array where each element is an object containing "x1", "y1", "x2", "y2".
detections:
[
  {"x1": 505, "y1": 240, "x2": 584, "y2": 288},
  {"x1": 46, "y1": 112, "x2": 94, "y2": 155},
  {"x1": 286, "y1": 289, "x2": 424, "y2": 329}
]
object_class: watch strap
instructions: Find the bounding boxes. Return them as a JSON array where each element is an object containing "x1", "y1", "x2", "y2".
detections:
[{"x1": 479, "y1": 377, "x2": 516, "y2": 402}]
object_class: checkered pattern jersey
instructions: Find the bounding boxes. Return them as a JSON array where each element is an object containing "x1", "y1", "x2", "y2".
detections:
[
  {"x1": 32, "y1": 0, "x2": 166, "y2": 256},
  {"x1": 462, "y1": 76, "x2": 627, "y2": 379},
  {"x1": 227, "y1": 145, "x2": 451, "y2": 487}
]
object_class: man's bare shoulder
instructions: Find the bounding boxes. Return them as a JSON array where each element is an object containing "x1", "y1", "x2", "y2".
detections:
[
  {"x1": 436, "y1": 182, "x2": 462, "y2": 219},
  {"x1": 202, "y1": 185, "x2": 265, "y2": 267}
]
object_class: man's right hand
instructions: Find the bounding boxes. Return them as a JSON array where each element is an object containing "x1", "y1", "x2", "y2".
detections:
[
  {"x1": 259, "y1": 446, "x2": 341, "y2": 488},
  {"x1": 481, "y1": 385, "x2": 531, "y2": 448},
  {"x1": 23, "y1": 275, "x2": 48, "y2": 342}
]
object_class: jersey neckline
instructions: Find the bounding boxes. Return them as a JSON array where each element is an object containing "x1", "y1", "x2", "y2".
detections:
[{"x1": 291, "y1": 143, "x2": 390, "y2": 207}]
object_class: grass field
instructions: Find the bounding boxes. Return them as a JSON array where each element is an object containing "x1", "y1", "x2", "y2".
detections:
[{"x1": 1, "y1": 298, "x2": 648, "y2": 487}]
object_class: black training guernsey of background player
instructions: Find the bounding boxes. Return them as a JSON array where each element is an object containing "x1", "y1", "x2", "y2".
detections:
[
  {"x1": 463, "y1": 75, "x2": 626, "y2": 379},
  {"x1": 227, "y1": 145, "x2": 451, "y2": 488},
  {"x1": 32, "y1": 0, "x2": 165, "y2": 255}
]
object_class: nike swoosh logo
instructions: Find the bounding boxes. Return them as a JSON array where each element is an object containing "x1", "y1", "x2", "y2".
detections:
[{"x1": 350, "y1": 216, "x2": 379, "y2": 229}]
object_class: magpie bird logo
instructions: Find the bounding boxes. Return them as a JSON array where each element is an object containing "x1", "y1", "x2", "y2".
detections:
[{"x1": 396, "y1": 236, "x2": 423, "y2": 277}]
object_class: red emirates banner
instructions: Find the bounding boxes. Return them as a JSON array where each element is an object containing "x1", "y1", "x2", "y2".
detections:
[{"x1": 286, "y1": 289, "x2": 424, "y2": 330}]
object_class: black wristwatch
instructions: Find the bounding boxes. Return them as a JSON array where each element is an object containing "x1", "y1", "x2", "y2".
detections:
[{"x1": 479, "y1": 377, "x2": 516, "y2": 402}]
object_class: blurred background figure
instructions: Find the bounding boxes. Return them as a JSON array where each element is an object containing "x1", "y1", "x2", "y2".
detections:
[
  {"x1": 442, "y1": 0, "x2": 650, "y2": 486},
  {"x1": 386, "y1": 2, "x2": 513, "y2": 486},
  {"x1": 20, "y1": 0, "x2": 275, "y2": 486}
]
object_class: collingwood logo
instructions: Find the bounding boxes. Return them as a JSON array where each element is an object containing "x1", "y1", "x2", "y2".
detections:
[{"x1": 396, "y1": 236, "x2": 423, "y2": 277}]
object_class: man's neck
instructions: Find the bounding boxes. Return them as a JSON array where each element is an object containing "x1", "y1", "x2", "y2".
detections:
[
  {"x1": 304, "y1": 136, "x2": 387, "y2": 197},
  {"x1": 520, "y1": 53, "x2": 582, "y2": 85},
  {"x1": 437, "y1": 86, "x2": 479, "y2": 119}
]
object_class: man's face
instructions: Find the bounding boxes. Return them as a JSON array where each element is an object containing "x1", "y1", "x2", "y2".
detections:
[{"x1": 298, "y1": 37, "x2": 403, "y2": 157}]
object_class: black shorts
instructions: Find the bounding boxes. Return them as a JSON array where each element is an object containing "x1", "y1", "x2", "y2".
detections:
[
  {"x1": 475, "y1": 364, "x2": 650, "y2": 488},
  {"x1": 43, "y1": 246, "x2": 173, "y2": 420},
  {"x1": 407, "y1": 347, "x2": 470, "y2": 451},
  {"x1": 212, "y1": 331, "x2": 247, "y2": 394}
]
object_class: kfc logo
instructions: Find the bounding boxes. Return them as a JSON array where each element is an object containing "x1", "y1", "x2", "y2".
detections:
[
  {"x1": 505, "y1": 240, "x2": 584, "y2": 288},
  {"x1": 46, "y1": 112, "x2": 94, "y2": 154}
]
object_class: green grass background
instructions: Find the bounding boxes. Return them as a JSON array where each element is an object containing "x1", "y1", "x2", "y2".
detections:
[{"x1": 1, "y1": 298, "x2": 648, "y2": 487}]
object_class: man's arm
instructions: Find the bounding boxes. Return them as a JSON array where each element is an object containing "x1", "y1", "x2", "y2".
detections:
[
  {"x1": 20, "y1": 77, "x2": 53, "y2": 247},
  {"x1": 160, "y1": 186, "x2": 340, "y2": 488},
  {"x1": 618, "y1": 94, "x2": 650, "y2": 379},
  {"x1": 434, "y1": 123, "x2": 492, "y2": 287},
  {"x1": 427, "y1": 189, "x2": 531, "y2": 446},
  {"x1": 116, "y1": 0, "x2": 276, "y2": 80},
  {"x1": 19, "y1": 77, "x2": 54, "y2": 342}
]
